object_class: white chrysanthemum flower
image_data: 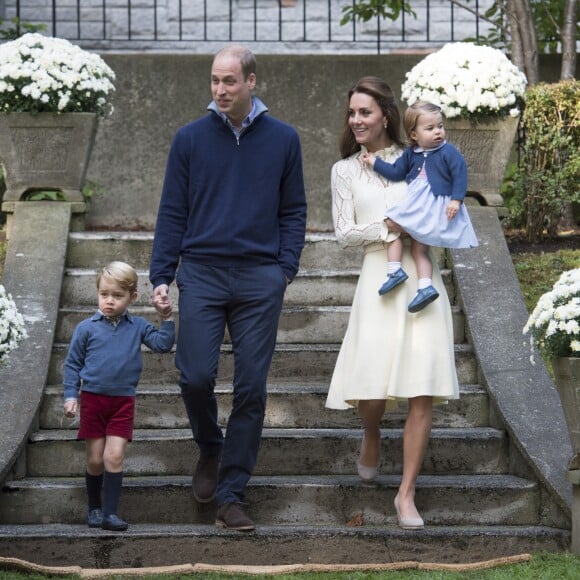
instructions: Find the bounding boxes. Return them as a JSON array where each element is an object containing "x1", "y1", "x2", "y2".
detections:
[
  {"x1": 0, "y1": 33, "x2": 115, "y2": 116},
  {"x1": 0, "y1": 285, "x2": 28, "y2": 366},
  {"x1": 57, "y1": 95, "x2": 69, "y2": 110},
  {"x1": 523, "y1": 268, "x2": 580, "y2": 360},
  {"x1": 401, "y1": 42, "x2": 527, "y2": 120},
  {"x1": 545, "y1": 320, "x2": 558, "y2": 337}
]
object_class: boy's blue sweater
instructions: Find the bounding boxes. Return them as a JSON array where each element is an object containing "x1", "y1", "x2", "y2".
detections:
[
  {"x1": 373, "y1": 141, "x2": 468, "y2": 201},
  {"x1": 150, "y1": 105, "x2": 307, "y2": 289},
  {"x1": 63, "y1": 312, "x2": 175, "y2": 399}
]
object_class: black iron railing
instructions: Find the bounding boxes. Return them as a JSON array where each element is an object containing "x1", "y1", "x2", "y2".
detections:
[{"x1": 6, "y1": 0, "x2": 495, "y2": 53}]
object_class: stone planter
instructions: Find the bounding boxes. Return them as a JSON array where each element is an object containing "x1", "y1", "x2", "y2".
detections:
[
  {"x1": 0, "y1": 112, "x2": 98, "y2": 203},
  {"x1": 552, "y1": 356, "x2": 580, "y2": 470},
  {"x1": 445, "y1": 116, "x2": 519, "y2": 207},
  {"x1": 555, "y1": 356, "x2": 580, "y2": 555}
]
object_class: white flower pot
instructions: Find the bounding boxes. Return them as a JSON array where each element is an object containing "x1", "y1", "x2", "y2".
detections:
[
  {"x1": 444, "y1": 116, "x2": 519, "y2": 207},
  {"x1": 0, "y1": 112, "x2": 98, "y2": 203}
]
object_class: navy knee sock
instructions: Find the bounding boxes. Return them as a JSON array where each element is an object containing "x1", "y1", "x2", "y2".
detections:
[
  {"x1": 102, "y1": 471, "x2": 123, "y2": 516},
  {"x1": 85, "y1": 471, "x2": 103, "y2": 510}
]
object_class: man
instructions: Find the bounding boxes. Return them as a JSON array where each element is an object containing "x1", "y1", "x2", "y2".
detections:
[{"x1": 150, "y1": 45, "x2": 307, "y2": 531}]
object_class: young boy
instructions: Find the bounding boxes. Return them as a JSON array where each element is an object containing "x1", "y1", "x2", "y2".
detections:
[{"x1": 63, "y1": 261, "x2": 175, "y2": 531}]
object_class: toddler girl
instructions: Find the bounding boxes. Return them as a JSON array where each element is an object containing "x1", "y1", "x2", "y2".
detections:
[{"x1": 362, "y1": 101, "x2": 478, "y2": 312}]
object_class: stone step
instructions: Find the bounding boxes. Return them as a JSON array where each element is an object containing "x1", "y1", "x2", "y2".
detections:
[
  {"x1": 41, "y1": 382, "x2": 489, "y2": 430},
  {"x1": 0, "y1": 523, "x2": 568, "y2": 568},
  {"x1": 7, "y1": 229, "x2": 547, "y2": 568},
  {"x1": 26, "y1": 427, "x2": 508, "y2": 477},
  {"x1": 48, "y1": 343, "x2": 478, "y2": 384},
  {"x1": 66, "y1": 231, "x2": 448, "y2": 273},
  {"x1": 61, "y1": 266, "x2": 457, "y2": 308},
  {"x1": 55, "y1": 304, "x2": 465, "y2": 344},
  {"x1": 0, "y1": 474, "x2": 539, "y2": 527}
]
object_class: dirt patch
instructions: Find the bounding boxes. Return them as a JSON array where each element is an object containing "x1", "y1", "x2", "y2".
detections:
[{"x1": 504, "y1": 229, "x2": 580, "y2": 254}]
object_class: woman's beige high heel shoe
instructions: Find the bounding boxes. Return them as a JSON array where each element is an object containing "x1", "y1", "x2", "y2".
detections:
[
  {"x1": 394, "y1": 494, "x2": 424, "y2": 529},
  {"x1": 357, "y1": 431, "x2": 380, "y2": 481},
  {"x1": 357, "y1": 461, "x2": 378, "y2": 481}
]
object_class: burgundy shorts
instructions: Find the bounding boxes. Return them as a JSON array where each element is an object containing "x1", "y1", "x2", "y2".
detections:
[{"x1": 78, "y1": 392, "x2": 135, "y2": 441}]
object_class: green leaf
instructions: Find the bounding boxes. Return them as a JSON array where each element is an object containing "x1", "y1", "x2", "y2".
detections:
[
  {"x1": 340, "y1": 0, "x2": 415, "y2": 25},
  {"x1": 25, "y1": 190, "x2": 66, "y2": 202}
]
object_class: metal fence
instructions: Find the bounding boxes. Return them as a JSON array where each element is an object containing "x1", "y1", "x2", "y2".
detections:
[{"x1": 4, "y1": 0, "x2": 497, "y2": 53}]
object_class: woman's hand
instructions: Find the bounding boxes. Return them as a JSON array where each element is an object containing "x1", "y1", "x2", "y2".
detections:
[{"x1": 385, "y1": 217, "x2": 405, "y2": 233}]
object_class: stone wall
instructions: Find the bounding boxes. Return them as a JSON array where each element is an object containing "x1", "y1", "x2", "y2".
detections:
[{"x1": 82, "y1": 53, "x2": 567, "y2": 231}]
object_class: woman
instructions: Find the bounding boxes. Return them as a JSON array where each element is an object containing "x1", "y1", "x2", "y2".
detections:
[{"x1": 326, "y1": 77, "x2": 459, "y2": 530}]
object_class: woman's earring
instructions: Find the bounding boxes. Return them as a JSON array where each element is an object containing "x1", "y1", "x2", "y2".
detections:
[{"x1": 383, "y1": 121, "x2": 388, "y2": 129}]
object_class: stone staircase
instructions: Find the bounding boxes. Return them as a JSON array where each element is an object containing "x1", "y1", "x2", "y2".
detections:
[{"x1": 0, "y1": 229, "x2": 570, "y2": 568}]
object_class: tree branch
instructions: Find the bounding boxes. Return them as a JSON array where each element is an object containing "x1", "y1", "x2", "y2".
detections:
[
  {"x1": 447, "y1": 0, "x2": 510, "y2": 36},
  {"x1": 511, "y1": 0, "x2": 539, "y2": 84}
]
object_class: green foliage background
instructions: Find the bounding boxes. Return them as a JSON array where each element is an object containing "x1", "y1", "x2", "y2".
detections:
[{"x1": 504, "y1": 80, "x2": 579, "y2": 242}]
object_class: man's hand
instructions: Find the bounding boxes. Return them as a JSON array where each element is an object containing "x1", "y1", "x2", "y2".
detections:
[{"x1": 153, "y1": 284, "x2": 173, "y2": 319}]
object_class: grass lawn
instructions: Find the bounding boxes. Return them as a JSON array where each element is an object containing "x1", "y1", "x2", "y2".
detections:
[{"x1": 511, "y1": 249, "x2": 580, "y2": 312}]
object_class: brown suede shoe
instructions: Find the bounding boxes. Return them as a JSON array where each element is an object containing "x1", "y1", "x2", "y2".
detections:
[
  {"x1": 192, "y1": 454, "x2": 220, "y2": 503},
  {"x1": 215, "y1": 502, "x2": 256, "y2": 531}
]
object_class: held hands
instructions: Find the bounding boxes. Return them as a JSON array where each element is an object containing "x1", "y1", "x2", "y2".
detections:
[
  {"x1": 361, "y1": 152, "x2": 376, "y2": 168},
  {"x1": 153, "y1": 284, "x2": 173, "y2": 320},
  {"x1": 446, "y1": 199, "x2": 461, "y2": 221},
  {"x1": 64, "y1": 399, "x2": 78, "y2": 418}
]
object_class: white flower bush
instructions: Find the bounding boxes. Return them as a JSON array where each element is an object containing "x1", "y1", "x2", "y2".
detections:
[
  {"x1": 0, "y1": 33, "x2": 115, "y2": 116},
  {"x1": 523, "y1": 268, "x2": 580, "y2": 361},
  {"x1": 401, "y1": 42, "x2": 527, "y2": 120},
  {"x1": 0, "y1": 284, "x2": 27, "y2": 366}
]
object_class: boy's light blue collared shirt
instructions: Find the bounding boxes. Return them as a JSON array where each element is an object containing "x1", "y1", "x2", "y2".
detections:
[{"x1": 63, "y1": 310, "x2": 175, "y2": 400}]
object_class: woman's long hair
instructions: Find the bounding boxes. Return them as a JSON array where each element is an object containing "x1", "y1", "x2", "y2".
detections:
[{"x1": 339, "y1": 76, "x2": 405, "y2": 159}]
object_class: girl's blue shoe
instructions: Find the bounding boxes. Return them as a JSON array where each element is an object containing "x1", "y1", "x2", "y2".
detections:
[
  {"x1": 378, "y1": 268, "x2": 408, "y2": 295},
  {"x1": 408, "y1": 285, "x2": 439, "y2": 313}
]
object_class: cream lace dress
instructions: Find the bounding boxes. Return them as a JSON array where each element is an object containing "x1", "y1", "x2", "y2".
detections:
[{"x1": 325, "y1": 145, "x2": 460, "y2": 410}]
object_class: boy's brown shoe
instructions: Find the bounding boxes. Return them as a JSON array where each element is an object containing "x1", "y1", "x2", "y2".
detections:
[
  {"x1": 192, "y1": 454, "x2": 220, "y2": 503},
  {"x1": 215, "y1": 502, "x2": 255, "y2": 531}
]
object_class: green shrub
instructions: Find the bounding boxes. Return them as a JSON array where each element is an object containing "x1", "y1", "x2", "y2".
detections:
[
  {"x1": 508, "y1": 80, "x2": 579, "y2": 243},
  {"x1": 0, "y1": 17, "x2": 46, "y2": 40},
  {"x1": 500, "y1": 162, "x2": 525, "y2": 229}
]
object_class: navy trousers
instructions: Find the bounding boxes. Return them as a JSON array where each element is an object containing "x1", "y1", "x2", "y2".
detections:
[{"x1": 175, "y1": 261, "x2": 286, "y2": 506}]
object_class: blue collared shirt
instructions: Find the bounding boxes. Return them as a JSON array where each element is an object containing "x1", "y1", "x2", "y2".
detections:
[
  {"x1": 63, "y1": 310, "x2": 175, "y2": 400},
  {"x1": 207, "y1": 96, "x2": 268, "y2": 139}
]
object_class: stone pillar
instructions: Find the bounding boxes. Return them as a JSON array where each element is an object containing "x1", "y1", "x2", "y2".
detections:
[
  {"x1": 1, "y1": 201, "x2": 87, "y2": 243},
  {"x1": 567, "y1": 470, "x2": 580, "y2": 554}
]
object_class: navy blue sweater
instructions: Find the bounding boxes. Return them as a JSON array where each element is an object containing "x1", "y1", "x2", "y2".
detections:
[
  {"x1": 150, "y1": 107, "x2": 307, "y2": 288},
  {"x1": 63, "y1": 312, "x2": 175, "y2": 399},
  {"x1": 373, "y1": 141, "x2": 468, "y2": 201}
]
